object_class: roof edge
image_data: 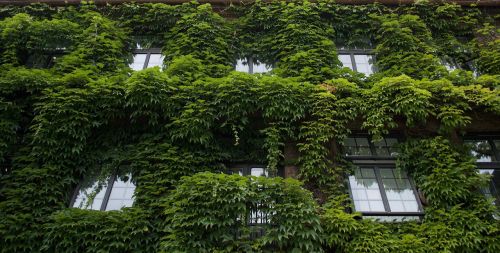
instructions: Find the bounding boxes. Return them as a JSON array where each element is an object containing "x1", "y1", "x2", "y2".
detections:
[{"x1": 0, "y1": 0, "x2": 499, "y2": 7}]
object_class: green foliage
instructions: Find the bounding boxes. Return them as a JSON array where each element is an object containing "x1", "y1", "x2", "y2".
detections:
[
  {"x1": 54, "y1": 11, "x2": 131, "y2": 75},
  {"x1": 244, "y1": 1, "x2": 341, "y2": 82},
  {"x1": 42, "y1": 208, "x2": 158, "y2": 252},
  {"x1": 398, "y1": 137, "x2": 489, "y2": 208},
  {"x1": 362, "y1": 75, "x2": 500, "y2": 138},
  {"x1": 163, "y1": 172, "x2": 323, "y2": 252},
  {"x1": 0, "y1": 13, "x2": 79, "y2": 66},
  {"x1": 474, "y1": 23, "x2": 500, "y2": 75},
  {"x1": 362, "y1": 75, "x2": 432, "y2": 139},
  {"x1": 371, "y1": 13, "x2": 448, "y2": 79},
  {"x1": 163, "y1": 4, "x2": 234, "y2": 76}
]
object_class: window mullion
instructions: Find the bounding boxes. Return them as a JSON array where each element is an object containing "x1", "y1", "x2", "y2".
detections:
[
  {"x1": 248, "y1": 56, "x2": 254, "y2": 74},
  {"x1": 369, "y1": 136, "x2": 377, "y2": 156},
  {"x1": 488, "y1": 139, "x2": 500, "y2": 161},
  {"x1": 101, "y1": 174, "x2": 116, "y2": 211},
  {"x1": 350, "y1": 53, "x2": 357, "y2": 72},
  {"x1": 375, "y1": 167, "x2": 391, "y2": 212},
  {"x1": 143, "y1": 53, "x2": 151, "y2": 70},
  {"x1": 69, "y1": 184, "x2": 81, "y2": 207}
]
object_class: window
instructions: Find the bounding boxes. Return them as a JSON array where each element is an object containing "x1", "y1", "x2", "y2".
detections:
[
  {"x1": 343, "y1": 135, "x2": 423, "y2": 221},
  {"x1": 338, "y1": 51, "x2": 376, "y2": 76},
  {"x1": 71, "y1": 173, "x2": 136, "y2": 211},
  {"x1": 348, "y1": 167, "x2": 423, "y2": 221},
  {"x1": 464, "y1": 138, "x2": 499, "y2": 163},
  {"x1": 464, "y1": 136, "x2": 500, "y2": 207},
  {"x1": 344, "y1": 136, "x2": 399, "y2": 157},
  {"x1": 228, "y1": 164, "x2": 272, "y2": 234},
  {"x1": 235, "y1": 57, "x2": 272, "y2": 74},
  {"x1": 130, "y1": 48, "x2": 164, "y2": 71},
  {"x1": 26, "y1": 51, "x2": 64, "y2": 69},
  {"x1": 228, "y1": 165, "x2": 269, "y2": 177}
]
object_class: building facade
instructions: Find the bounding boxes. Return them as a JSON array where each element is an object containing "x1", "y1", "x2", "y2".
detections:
[{"x1": 0, "y1": 0, "x2": 499, "y2": 252}]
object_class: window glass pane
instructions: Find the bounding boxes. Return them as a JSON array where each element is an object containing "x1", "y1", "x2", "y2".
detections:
[
  {"x1": 344, "y1": 137, "x2": 357, "y2": 156},
  {"x1": 349, "y1": 168, "x2": 385, "y2": 212},
  {"x1": 373, "y1": 139, "x2": 389, "y2": 156},
  {"x1": 72, "y1": 179, "x2": 108, "y2": 210},
  {"x1": 251, "y1": 167, "x2": 268, "y2": 177},
  {"x1": 147, "y1": 54, "x2": 164, "y2": 68},
  {"x1": 252, "y1": 61, "x2": 272, "y2": 74},
  {"x1": 105, "y1": 174, "x2": 136, "y2": 211},
  {"x1": 380, "y1": 168, "x2": 420, "y2": 212},
  {"x1": 229, "y1": 167, "x2": 244, "y2": 176},
  {"x1": 356, "y1": 137, "x2": 372, "y2": 156},
  {"x1": 494, "y1": 140, "x2": 500, "y2": 157},
  {"x1": 130, "y1": 54, "x2": 147, "y2": 70},
  {"x1": 373, "y1": 138, "x2": 399, "y2": 157},
  {"x1": 465, "y1": 140, "x2": 495, "y2": 162},
  {"x1": 480, "y1": 169, "x2": 500, "y2": 206},
  {"x1": 354, "y1": 55, "x2": 374, "y2": 76},
  {"x1": 236, "y1": 59, "x2": 250, "y2": 73},
  {"x1": 338, "y1": 54, "x2": 353, "y2": 70}
]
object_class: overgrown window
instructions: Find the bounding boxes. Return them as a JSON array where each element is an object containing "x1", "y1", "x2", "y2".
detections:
[
  {"x1": 464, "y1": 137, "x2": 500, "y2": 162},
  {"x1": 228, "y1": 165, "x2": 269, "y2": 177},
  {"x1": 130, "y1": 48, "x2": 164, "y2": 71},
  {"x1": 235, "y1": 57, "x2": 272, "y2": 74},
  {"x1": 229, "y1": 165, "x2": 272, "y2": 231},
  {"x1": 348, "y1": 167, "x2": 423, "y2": 221},
  {"x1": 71, "y1": 173, "x2": 136, "y2": 211},
  {"x1": 344, "y1": 136, "x2": 399, "y2": 157},
  {"x1": 464, "y1": 136, "x2": 500, "y2": 207},
  {"x1": 25, "y1": 51, "x2": 64, "y2": 69},
  {"x1": 480, "y1": 169, "x2": 500, "y2": 207},
  {"x1": 337, "y1": 50, "x2": 376, "y2": 76}
]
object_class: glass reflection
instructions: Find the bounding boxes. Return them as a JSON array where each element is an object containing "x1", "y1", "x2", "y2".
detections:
[
  {"x1": 338, "y1": 54, "x2": 353, "y2": 70},
  {"x1": 349, "y1": 168, "x2": 384, "y2": 212},
  {"x1": 380, "y1": 168, "x2": 420, "y2": 212},
  {"x1": 72, "y1": 180, "x2": 108, "y2": 210},
  {"x1": 105, "y1": 174, "x2": 136, "y2": 211},
  {"x1": 465, "y1": 140, "x2": 495, "y2": 162},
  {"x1": 130, "y1": 54, "x2": 147, "y2": 70},
  {"x1": 147, "y1": 54, "x2": 164, "y2": 68}
]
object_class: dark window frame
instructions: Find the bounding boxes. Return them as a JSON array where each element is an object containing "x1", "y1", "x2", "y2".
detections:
[
  {"x1": 346, "y1": 163, "x2": 425, "y2": 219},
  {"x1": 343, "y1": 134, "x2": 424, "y2": 221},
  {"x1": 343, "y1": 134, "x2": 403, "y2": 160}
]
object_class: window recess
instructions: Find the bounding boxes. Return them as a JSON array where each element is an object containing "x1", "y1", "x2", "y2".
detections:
[
  {"x1": 70, "y1": 173, "x2": 136, "y2": 211},
  {"x1": 130, "y1": 48, "x2": 164, "y2": 71},
  {"x1": 337, "y1": 49, "x2": 376, "y2": 76}
]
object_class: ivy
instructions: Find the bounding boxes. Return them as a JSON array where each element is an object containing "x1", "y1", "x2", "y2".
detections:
[{"x1": 162, "y1": 172, "x2": 323, "y2": 252}]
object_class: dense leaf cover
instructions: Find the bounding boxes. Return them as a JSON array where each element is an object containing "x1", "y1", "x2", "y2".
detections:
[{"x1": 0, "y1": 0, "x2": 499, "y2": 252}]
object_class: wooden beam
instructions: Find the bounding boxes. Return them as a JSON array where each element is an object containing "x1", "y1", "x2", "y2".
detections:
[{"x1": 0, "y1": 0, "x2": 499, "y2": 7}]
